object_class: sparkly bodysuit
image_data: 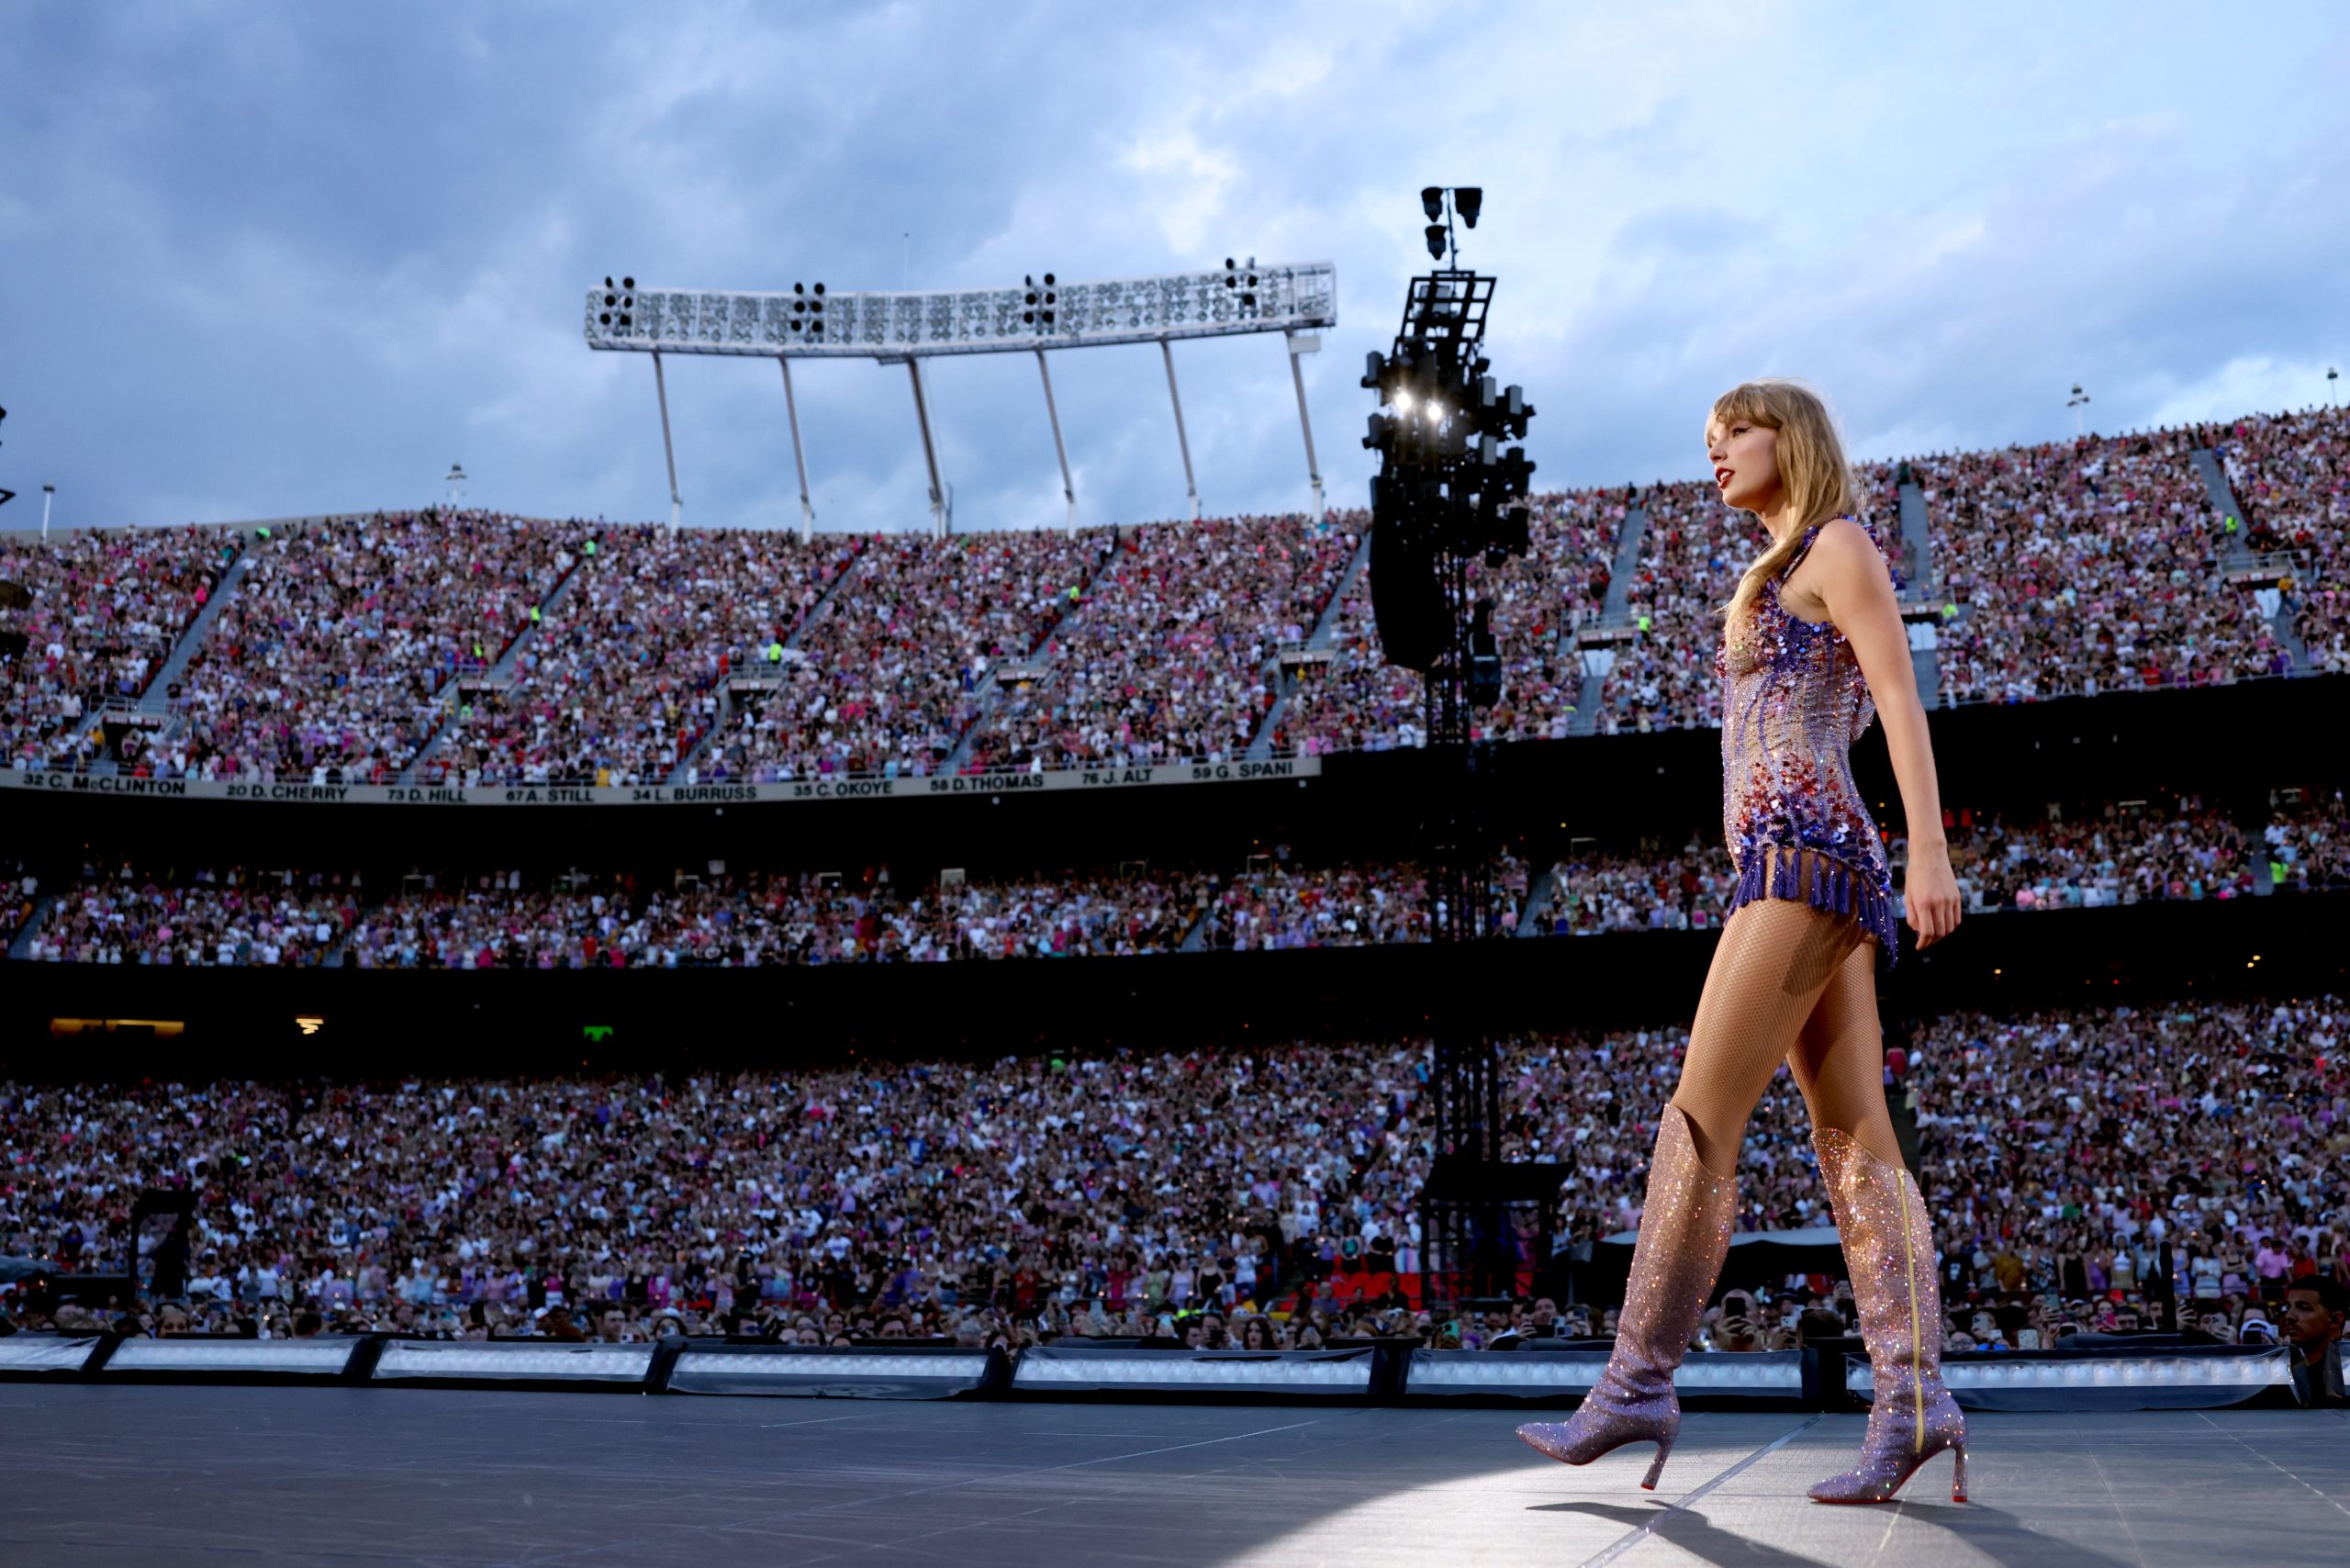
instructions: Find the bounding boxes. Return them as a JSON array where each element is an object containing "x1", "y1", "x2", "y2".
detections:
[{"x1": 1715, "y1": 517, "x2": 1901, "y2": 968}]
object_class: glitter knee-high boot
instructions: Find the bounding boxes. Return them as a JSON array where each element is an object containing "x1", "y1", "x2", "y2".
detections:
[
  {"x1": 1516, "y1": 1103, "x2": 1736, "y2": 1490},
  {"x1": 1807, "y1": 1127, "x2": 1969, "y2": 1504}
]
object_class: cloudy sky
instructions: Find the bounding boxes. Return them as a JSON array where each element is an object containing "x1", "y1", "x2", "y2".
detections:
[{"x1": 4, "y1": 0, "x2": 2345, "y2": 534}]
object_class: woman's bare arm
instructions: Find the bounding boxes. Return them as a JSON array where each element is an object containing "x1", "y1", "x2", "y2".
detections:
[{"x1": 1810, "y1": 518, "x2": 1960, "y2": 947}]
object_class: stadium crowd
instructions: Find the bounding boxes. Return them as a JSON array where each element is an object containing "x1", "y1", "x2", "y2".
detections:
[
  {"x1": 425, "y1": 524, "x2": 863, "y2": 787},
  {"x1": 968, "y1": 513, "x2": 1357, "y2": 773},
  {"x1": 697, "y1": 526, "x2": 1111, "y2": 783},
  {"x1": 12, "y1": 788, "x2": 2334, "y2": 967},
  {"x1": 162, "y1": 511, "x2": 576, "y2": 784},
  {"x1": 2215, "y1": 405, "x2": 2350, "y2": 677},
  {"x1": 1537, "y1": 793, "x2": 2301, "y2": 936},
  {"x1": 3, "y1": 992, "x2": 2342, "y2": 1358},
  {"x1": 15, "y1": 851, "x2": 1467, "y2": 968},
  {"x1": 1919, "y1": 430, "x2": 2289, "y2": 705},
  {"x1": 5, "y1": 409, "x2": 2344, "y2": 783},
  {"x1": 2262, "y1": 788, "x2": 2350, "y2": 894},
  {"x1": 1591, "y1": 479, "x2": 1745, "y2": 734},
  {"x1": 0, "y1": 525, "x2": 238, "y2": 772},
  {"x1": 1190, "y1": 850, "x2": 1503, "y2": 950},
  {"x1": 1276, "y1": 490, "x2": 1623, "y2": 755},
  {"x1": 21, "y1": 866, "x2": 357, "y2": 968}
]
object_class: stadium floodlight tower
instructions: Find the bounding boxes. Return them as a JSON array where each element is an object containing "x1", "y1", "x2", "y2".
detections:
[{"x1": 583, "y1": 261, "x2": 1338, "y2": 539}]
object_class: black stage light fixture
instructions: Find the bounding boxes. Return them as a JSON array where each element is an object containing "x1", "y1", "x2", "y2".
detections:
[
  {"x1": 1421, "y1": 185, "x2": 1444, "y2": 220},
  {"x1": 1468, "y1": 598, "x2": 1501, "y2": 709},
  {"x1": 1424, "y1": 224, "x2": 1447, "y2": 262},
  {"x1": 1455, "y1": 186, "x2": 1483, "y2": 228}
]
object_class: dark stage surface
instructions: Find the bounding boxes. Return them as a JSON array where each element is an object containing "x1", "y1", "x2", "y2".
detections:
[{"x1": 3, "y1": 1385, "x2": 2344, "y2": 1567}]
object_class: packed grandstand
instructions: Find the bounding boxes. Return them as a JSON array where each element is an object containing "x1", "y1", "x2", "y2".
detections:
[
  {"x1": 6, "y1": 783, "x2": 2344, "y2": 967},
  {"x1": 3, "y1": 993, "x2": 2342, "y2": 1352},
  {"x1": 3, "y1": 400, "x2": 2344, "y2": 1354},
  {"x1": 2, "y1": 405, "x2": 2339, "y2": 788}
]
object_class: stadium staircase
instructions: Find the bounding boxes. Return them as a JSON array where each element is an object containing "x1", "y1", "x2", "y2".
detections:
[
  {"x1": 1515, "y1": 862, "x2": 1561, "y2": 937},
  {"x1": 2191, "y1": 447, "x2": 2314, "y2": 674},
  {"x1": 7, "y1": 893, "x2": 56, "y2": 960},
  {"x1": 1896, "y1": 476, "x2": 1946, "y2": 706},
  {"x1": 1247, "y1": 524, "x2": 1371, "y2": 761},
  {"x1": 1178, "y1": 896, "x2": 1212, "y2": 951},
  {"x1": 666, "y1": 535, "x2": 875, "y2": 786},
  {"x1": 397, "y1": 553, "x2": 590, "y2": 786},
  {"x1": 931, "y1": 536, "x2": 1131, "y2": 778},
  {"x1": 1564, "y1": 502, "x2": 1649, "y2": 736},
  {"x1": 322, "y1": 902, "x2": 373, "y2": 966}
]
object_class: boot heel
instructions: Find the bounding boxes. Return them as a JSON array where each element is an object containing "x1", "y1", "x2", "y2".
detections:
[
  {"x1": 1640, "y1": 1436, "x2": 1673, "y2": 1492},
  {"x1": 1950, "y1": 1443, "x2": 1968, "y2": 1503}
]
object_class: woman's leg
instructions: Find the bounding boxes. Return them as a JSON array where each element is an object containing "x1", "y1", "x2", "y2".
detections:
[
  {"x1": 1519, "y1": 888, "x2": 1862, "y2": 1486},
  {"x1": 1669, "y1": 891, "x2": 1866, "y2": 1178},
  {"x1": 1791, "y1": 934, "x2": 1969, "y2": 1503},
  {"x1": 1785, "y1": 936, "x2": 1904, "y2": 1166}
]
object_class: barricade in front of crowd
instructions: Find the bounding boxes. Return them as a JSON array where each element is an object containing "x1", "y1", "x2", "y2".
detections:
[
  {"x1": 368, "y1": 1336, "x2": 660, "y2": 1392},
  {"x1": 1403, "y1": 1347, "x2": 1807, "y2": 1406},
  {"x1": 1845, "y1": 1342, "x2": 2299, "y2": 1413},
  {"x1": 1008, "y1": 1342, "x2": 1388, "y2": 1402},
  {"x1": 0, "y1": 1334, "x2": 2322, "y2": 1412},
  {"x1": 666, "y1": 1340, "x2": 1005, "y2": 1400},
  {"x1": 97, "y1": 1332, "x2": 373, "y2": 1383}
]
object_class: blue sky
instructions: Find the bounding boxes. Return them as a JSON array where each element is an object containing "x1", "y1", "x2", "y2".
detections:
[{"x1": 4, "y1": 0, "x2": 2345, "y2": 533}]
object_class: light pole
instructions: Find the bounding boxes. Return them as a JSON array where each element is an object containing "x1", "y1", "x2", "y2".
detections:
[
  {"x1": 41, "y1": 484, "x2": 54, "y2": 542},
  {"x1": 2329, "y1": 367, "x2": 2339, "y2": 408},
  {"x1": 2066, "y1": 384, "x2": 2091, "y2": 438},
  {"x1": 444, "y1": 463, "x2": 467, "y2": 509}
]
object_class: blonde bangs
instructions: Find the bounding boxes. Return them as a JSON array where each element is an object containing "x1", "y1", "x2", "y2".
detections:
[{"x1": 1703, "y1": 383, "x2": 1781, "y2": 448}]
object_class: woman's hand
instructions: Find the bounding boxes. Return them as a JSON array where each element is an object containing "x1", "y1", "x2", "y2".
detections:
[{"x1": 1905, "y1": 843, "x2": 1963, "y2": 950}]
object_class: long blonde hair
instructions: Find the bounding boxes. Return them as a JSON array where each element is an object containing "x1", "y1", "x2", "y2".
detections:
[{"x1": 1707, "y1": 378, "x2": 1859, "y2": 631}]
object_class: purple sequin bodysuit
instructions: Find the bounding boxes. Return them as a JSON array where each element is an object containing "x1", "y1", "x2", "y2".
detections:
[{"x1": 1715, "y1": 517, "x2": 1901, "y2": 968}]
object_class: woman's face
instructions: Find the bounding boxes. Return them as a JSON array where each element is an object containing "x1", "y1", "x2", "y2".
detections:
[{"x1": 1706, "y1": 417, "x2": 1782, "y2": 514}]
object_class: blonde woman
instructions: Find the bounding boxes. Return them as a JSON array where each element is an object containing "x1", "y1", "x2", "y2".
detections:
[{"x1": 1518, "y1": 380, "x2": 1968, "y2": 1504}]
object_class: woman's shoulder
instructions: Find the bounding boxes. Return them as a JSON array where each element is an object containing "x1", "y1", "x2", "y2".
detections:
[
  {"x1": 1797, "y1": 515, "x2": 1896, "y2": 586},
  {"x1": 1810, "y1": 513, "x2": 1887, "y2": 554}
]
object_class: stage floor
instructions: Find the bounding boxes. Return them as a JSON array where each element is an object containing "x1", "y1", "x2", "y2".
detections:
[{"x1": 2, "y1": 1384, "x2": 2343, "y2": 1566}]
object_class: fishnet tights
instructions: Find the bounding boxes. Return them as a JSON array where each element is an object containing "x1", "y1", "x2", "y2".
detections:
[{"x1": 1668, "y1": 859, "x2": 1905, "y2": 1180}]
